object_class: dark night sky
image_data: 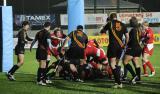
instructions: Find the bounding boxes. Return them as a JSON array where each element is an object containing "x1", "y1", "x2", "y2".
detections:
[
  {"x1": 0, "y1": 0, "x2": 160, "y2": 14},
  {"x1": 127, "y1": 0, "x2": 160, "y2": 12}
]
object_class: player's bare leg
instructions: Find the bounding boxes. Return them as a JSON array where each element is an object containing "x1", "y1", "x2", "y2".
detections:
[
  {"x1": 123, "y1": 55, "x2": 138, "y2": 85},
  {"x1": 131, "y1": 57, "x2": 141, "y2": 84},
  {"x1": 110, "y1": 57, "x2": 122, "y2": 88},
  {"x1": 37, "y1": 60, "x2": 47, "y2": 86},
  {"x1": 142, "y1": 53, "x2": 155, "y2": 77},
  {"x1": 7, "y1": 54, "x2": 24, "y2": 81}
]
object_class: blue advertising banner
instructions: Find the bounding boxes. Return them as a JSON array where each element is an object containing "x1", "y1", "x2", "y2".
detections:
[{"x1": 14, "y1": 14, "x2": 56, "y2": 26}]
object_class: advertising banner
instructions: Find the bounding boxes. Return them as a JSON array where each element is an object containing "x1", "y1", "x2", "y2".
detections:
[
  {"x1": 60, "y1": 14, "x2": 107, "y2": 25},
  {"x1": 88, "y1": 34, "x2": 160, "y2": 46},
  {"x1": 14, "y1": 14, "x2": 56, "y2": 26},
  {"x1": 117, "y1": 12, "x2": 160, "y2": 23}
]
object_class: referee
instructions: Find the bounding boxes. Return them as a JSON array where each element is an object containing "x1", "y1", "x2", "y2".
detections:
[
  {"x1": 6, "y1": 21, "x2": 33, "y2": 81},
  {"x1": 100, "y1": 13, "x2": 129, "y2": 88}
]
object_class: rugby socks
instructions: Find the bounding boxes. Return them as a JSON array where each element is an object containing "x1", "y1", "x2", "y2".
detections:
[
  {"x1": 46, "y1": 60, "x2": 50, "y2": 68},
  {"x1": 41, "y1": 68, "x2": 47, "y2": 81},
  {"x1": 143, "y1": 63, "x2": 147, "y2": 74},
  {"x1": 116, "y1": 66, "x2": 121, "y2": 85},
  {"x1": 116, "y1": 66, "x2": 121, "y2": 75},
  {"x1": 135, "y1": 67, "x2": 141, "y2": 81},
  {"x1": 112, "y1": 69, "x2": 117, "y2": 83},
  {"x1": 112, "y1": 67, "x2": 121, "y2": 85},
  {"x1": 37, "y1": 68, "x2": 42, "y2": 82},
  {"x1": 125, "y1": 64, "x2": 136, "y2": 77},
  {"x1": 71, "y1": 71, "x2": 79, "y2": 80},
  {"x1": 8, "y1": 65, "x2": 19, "y2": 75},
  {"x1": 37, "y1": 68, "x2": 46, "y2": 82},
  {"x1": 78, "y1": 65, "x2": 84, "y2": 80},
  {"x1": 123, "y1": 65, "x2": 128, "y2": 78},
  {"x1": 146, "y1": 61, "x2": 155, "y2": 72}
]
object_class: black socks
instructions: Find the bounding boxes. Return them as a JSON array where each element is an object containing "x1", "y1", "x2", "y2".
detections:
[
  {"x1": 125, "y1": 64, "x2": 136, "y2": 77},
  {"x1": 135, "y1": 67, "x2": 141, "y2": 81},
  {"x1": 112, "y1": 66, "x2": 121, "y2": 85},
  {"x1": 37, "y1": 68, "x2": 46, "y2": 82},
  {"x1": 8, "y1": 65, "x2": 19, "y2": 75}
]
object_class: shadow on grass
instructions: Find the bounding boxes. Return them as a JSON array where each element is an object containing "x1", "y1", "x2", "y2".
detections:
[
  {"x1": 124, "y1": 87, "x2": 160, "y2": 94},
  {"x1": 49, "y1": 81, "x2": 112, "y2": 94},
  {"x1": 121, "y1": 81, "x2": 160, "y2": 94},
  {"x1": 137, "y1": 81, "x2": 160, "y2": 89},
  {"x1": 83, "y1": 79, "x2": 130, "y2": 89}
]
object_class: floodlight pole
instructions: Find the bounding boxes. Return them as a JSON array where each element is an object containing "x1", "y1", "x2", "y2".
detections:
[
  {"x1": 94, "y1": 0, "x2": 97, "y2": 13},
  {"x1": 139, "y1": 0, "x2": 142, "y2": 12},
  {"x1": 117, "y1": 0, "x2": 120, "y2": 13}
]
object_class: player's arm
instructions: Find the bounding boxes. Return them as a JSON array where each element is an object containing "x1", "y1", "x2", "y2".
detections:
[
  {"x1": 19, "y1": 30, "x2": 27, "y2": 44},
  {"x1": 47, "y1": 39, "x2": 53, "y2": 49},
  {"x1": 51, "y1": 36, "x2": 58, "y2": 39},
  {"x1": 30, "y1": 33, "x2": 38, "y2": 52},
  {"x1": 124, "y1": 26, "x2": 129, "y2": 47},
  {"x1": 100, "y1": 22, "x2": 110, "y2": 34},
  {"x1": 46, "y1": 32, "x2": 54, "y2": 51},
  {"x1": 93, "y1": 39, "x2": 100, "y2": 48},
  {"x1": 146, "y1": 29, "x2": 153, "y2": 39},
  {"x1": 84, "y1": 33, "x2": 88, "y2": 48},
  {"x1": 26, "y1": 33, "x2": 33, "y2": 41},
  {"x1": 125, "y1": 33, "x2": 129, "y2": 47},
  {"x1": 61, "y1": 32, "x2": 72, "y2": 53},
  {"x1": 51, "y1": 36, "x2": 60, "y2": 40},
  {"x1": 30, "y1": 39, "x2": 37, "y2": 52},
  {"x1": 61, "y1": 36, "x2": 70, "y2": 48}
]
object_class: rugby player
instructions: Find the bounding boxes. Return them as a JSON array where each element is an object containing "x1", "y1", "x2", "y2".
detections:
[
  {"x1": 61, "y1": 25, "x2": 88, "y2": 82},
  {"x1": 6, "y1": 21, "x2": 33, "y2": 81},
  {"x1": 45, "y1": 28, "x2": 66, "y2": 79},
  {"x1": 100, "y1": 13, "x2": 129, "y2": 88},
  {"x1": 46, "y1": 28, "x2": 66, "y2": 71},
  {"x1": 85, "y1": 39, "x2": 112, "y2": 79},
  {"x1": 30, "y1": 22, "x2": 53, "y2": 85},
  {"x1": 123, "y1": 17, "x2": 142, "y2": 84},
  {"x1": 142, "y1": 21, "x2": 155, "y2": 77}
]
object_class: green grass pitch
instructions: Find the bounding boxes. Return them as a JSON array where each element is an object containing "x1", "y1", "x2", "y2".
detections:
[{"x1": 0, "y1": 45, "x2": 160, "y2": 94}]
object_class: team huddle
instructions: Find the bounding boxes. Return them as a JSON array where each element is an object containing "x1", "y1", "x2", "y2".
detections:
[{"x1": 6, "y1": 13, "x2": 155, "y2": 89}]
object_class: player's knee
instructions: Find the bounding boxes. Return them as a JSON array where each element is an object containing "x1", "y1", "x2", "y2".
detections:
[
  {"x1": 39, "y1": 61, "x2": 46, "y2": 68},
  {"x1": 80, "y1": 59, "x2": 86, "y2": 65},
  {"x1": 135, "y1": 64, "x2": 140, "y2": 68},
  {"x1": 133, "y1": 59, "x2": 140, "y2": 68},
  {"x1": 123, "y1": 57, "x2": 130, "y2": 65},
  {"x1": 111, "y1": 63, "x2": 116, "y2": 69},
  {"x1": 132, "y1": 58, "x2": 138, "y2": 62},
  {"x1": 123, "y1": 59, "x2": 129, "y2": 65},
  {"x1": 41, "y1": 64, "x2": 46, "y2": 68},
  {"x1": 142, "y1": 58, "x2": 145, "y2": 62},
  {"x1": 70, "y1": 64, "x2": 77, "y2": 72},
  {"x1": 18, "y1": 61, "x2": 24, "y2": 66},
  {"x1": 142, "y1": 57, "x2": 148, "y2": 62}
]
